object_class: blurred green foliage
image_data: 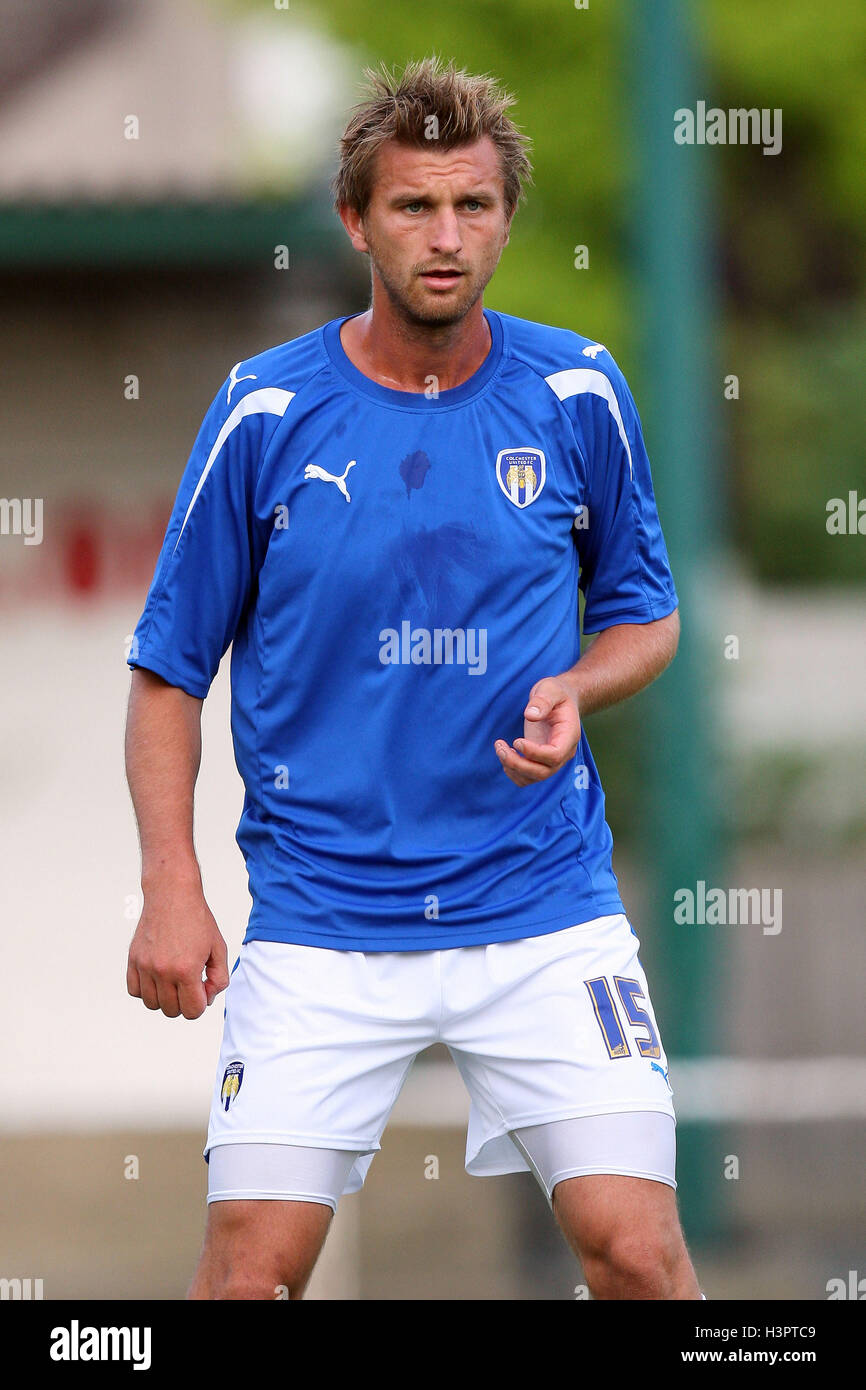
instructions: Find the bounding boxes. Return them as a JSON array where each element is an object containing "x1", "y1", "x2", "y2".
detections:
[
  {"x1": 707, "y1": 0, "x2": 866, "y2": 583},
  {"x1": 272, "y1": 0, "x2": 866, "y2": 587}
]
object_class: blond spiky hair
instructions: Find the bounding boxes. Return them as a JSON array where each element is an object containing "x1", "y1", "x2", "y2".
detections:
[{"x1": 332, "y1": 55, "x2": 533, "y2": 218}]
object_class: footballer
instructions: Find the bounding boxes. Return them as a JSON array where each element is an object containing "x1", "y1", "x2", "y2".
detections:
[{"x1": 125, "y1": 56, "x2": 702, "y2": 1300}]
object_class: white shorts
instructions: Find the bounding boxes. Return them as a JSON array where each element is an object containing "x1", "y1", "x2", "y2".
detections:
[{"x1": 204, "y1": 913, "x2": 676, "y2": 1206}]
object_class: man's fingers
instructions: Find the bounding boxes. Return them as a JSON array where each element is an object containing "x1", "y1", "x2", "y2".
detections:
[
  {"x1": 502, "y1": 764, "x2": 546, "y2": 787},
  {"x1": 205, "y1": 950, "x2": 230, "y2": 1005},
  {"x1": 496, "y1": 737, "x2": 563, "y2": 771},
  {"x1": 155, "y1": 976, "x2": 182, "y2": 1019},
  {"x1": 497, "y1": 674, "x2": 582, "y2": 786},
  {"x1": 137, "y1": 970, "x2": 161, "y2": 1011},
  {"x1": 131, "y1": 959, "x2": 193, "y2": 1018},
  {"x1": 523, "y1": 711, "x2": 554, "y2": 745},
  {"x1": 177, "y1": 976, "x2": 208, "y2": 1021},
  {"x1": 128, "y1": 933, "x2": 226, "y2": 1018},
  {"x1": 126, "y1": 959, "x2": 142, "y2": 999},
  {"x1": 513, "y1": 738, "x2": 563, "y2": 767},
  {"x1": 134, "y1": 965, "x2": 209, "y2": 1019},
  {"x1": 495, "y1": 742, "x2": 555, "y2": 784}
]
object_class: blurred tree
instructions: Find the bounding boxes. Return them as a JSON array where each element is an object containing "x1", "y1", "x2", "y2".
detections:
[
  {"x1": 703, "y1": 0, "x2": 866, "y2": 582},
  {"x1": 228, "y1": 0, "x2": 866, "y2": 592}
]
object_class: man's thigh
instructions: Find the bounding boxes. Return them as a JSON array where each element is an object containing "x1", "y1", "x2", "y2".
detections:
[
  {"x1": 193, "y1": 1139, "x2": 364, "y2": 1299},
  {"x1": 189, "y1": 1195, "x2": 334, "y2": 1301},
  {"x1": 551, "y1": 1170, "x2": 682, "y2": 1253},
  {"x1": 549, "y1": 1170, "x2": 699, "y2": 1299}
]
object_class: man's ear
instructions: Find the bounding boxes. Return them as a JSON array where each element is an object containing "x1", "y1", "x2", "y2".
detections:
[{"x1": 338, "y1": 202, "x2": 370, "y2": 255}]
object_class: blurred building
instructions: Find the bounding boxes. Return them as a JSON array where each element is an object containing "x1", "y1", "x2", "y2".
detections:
[{"x1": 0, "y1": 0, "x2": 360, "y2": 610}]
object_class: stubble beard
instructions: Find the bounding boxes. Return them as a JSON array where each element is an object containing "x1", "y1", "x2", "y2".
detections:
[{"x1": 366, "y1": 232, "x2": 501, "y2": 331}]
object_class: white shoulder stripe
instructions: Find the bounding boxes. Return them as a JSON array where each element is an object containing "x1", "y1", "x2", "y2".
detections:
[
  {"x1": 544, "y1": 368, "x2": 633, "y2": 480},
  {"x1": 172, "y1": 387, "x2": 295, "y2": 554}
]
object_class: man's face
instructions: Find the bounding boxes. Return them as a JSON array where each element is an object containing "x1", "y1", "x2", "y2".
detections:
[{"x1": 344, "y1": 135, "x2": 513, "y2": 327}]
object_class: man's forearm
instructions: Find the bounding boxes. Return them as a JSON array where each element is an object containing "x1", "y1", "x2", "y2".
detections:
[
  {"x1": 125, "y1": 668, "x2": 205, "y2": 887},
  {"x1": 557, "y1": 610, "x2": 680, "y2": 718}
]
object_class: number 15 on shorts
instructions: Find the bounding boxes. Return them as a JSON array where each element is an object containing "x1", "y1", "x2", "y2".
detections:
[{"x1": 585, "y1": 976, "x2": 661, "y2": 1059}]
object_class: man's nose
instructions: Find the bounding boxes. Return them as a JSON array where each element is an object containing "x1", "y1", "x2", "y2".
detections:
[{"x1": 428, "y1": 206, "x2": 463, "y2": 255}]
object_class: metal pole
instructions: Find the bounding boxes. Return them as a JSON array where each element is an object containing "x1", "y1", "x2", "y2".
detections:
[{"x1": 627, "y1": 0, "x2": 728, "y2": 1242}]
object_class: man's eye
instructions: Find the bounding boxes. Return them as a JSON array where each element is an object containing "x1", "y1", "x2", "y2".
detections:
[
  {"x1": 405, "y1": 201, "x2": 423, "y2": 212},
  {"x1": 465, "y1": 200, "x2": 481, "y2": 211}
]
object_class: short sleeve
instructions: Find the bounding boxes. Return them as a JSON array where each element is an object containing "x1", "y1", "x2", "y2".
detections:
[
  {"x1": 127, "y1": 376, "x2": 285, "y2": 697},
  {"x1": 566, "y1": 357, "x2": 679, "y2": 634}
]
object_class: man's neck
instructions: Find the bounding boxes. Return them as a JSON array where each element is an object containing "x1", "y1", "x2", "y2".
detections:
[{"x1": 339, "y1": 299, "x2": 491, "y2": 393}]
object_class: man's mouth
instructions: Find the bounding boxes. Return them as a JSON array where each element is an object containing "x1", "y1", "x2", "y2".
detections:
[{"x1": 419, "y1": 269, "x2": 465, "y2": 289}]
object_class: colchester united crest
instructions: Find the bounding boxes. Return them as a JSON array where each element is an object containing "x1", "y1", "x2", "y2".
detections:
[
  {"x1": 495, "y1": 446, "x2": 546, "y2": 509},
  {"x1": 220, "y1": 1060, "x2": 244, "y2": 1112}
]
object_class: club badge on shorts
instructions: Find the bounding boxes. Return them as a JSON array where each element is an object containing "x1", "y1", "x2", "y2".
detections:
[
  {"x1": 220, "y1": 1061, "x2": 244, "y2": 1111},
  {"x1": 495, "y1": 446, "x2": 546, "y2": 509}
]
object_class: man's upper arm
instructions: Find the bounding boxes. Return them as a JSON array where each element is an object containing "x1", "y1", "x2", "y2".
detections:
[
  {"x1": 129, "y1": 664, "x2": 206, "y2": 706},
  {"x1": 127, "y1": 374, "x2": 289, "y2": 698},
  {"x1": 558, "y1": 353, "x2": 679, "y2": 636}
]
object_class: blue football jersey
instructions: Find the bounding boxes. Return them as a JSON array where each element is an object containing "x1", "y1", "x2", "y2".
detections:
[{"x1": 128, "y1": 309, "x2": 678, "y2": 950}]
